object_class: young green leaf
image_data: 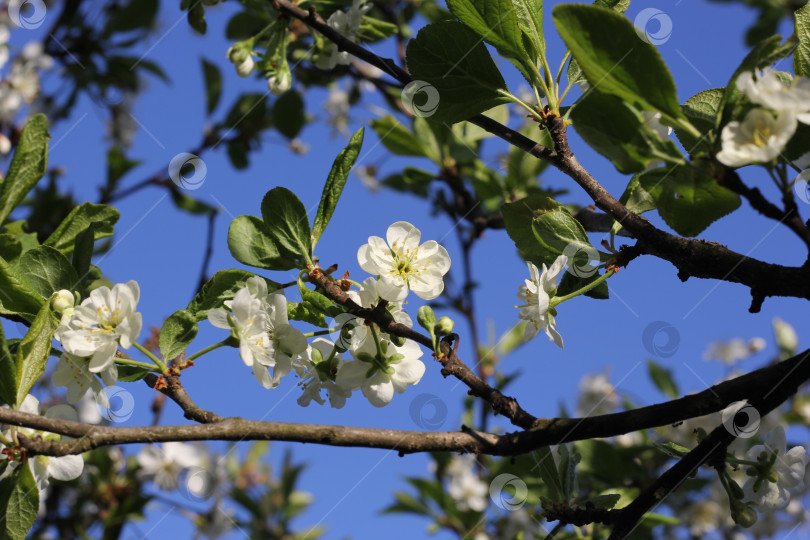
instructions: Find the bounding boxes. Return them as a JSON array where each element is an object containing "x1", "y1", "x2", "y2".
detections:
[
  {"x1": 15, "y1": 302, "x2": 57, "y2": 408},
  {"x1": 312, "y1": 127, "x2": 364, "y2": 246},
  {"x1": 369, "y1": 117, "x2": 429, "y2": 158},
  {"x1": 647, "y1": 359, "x2": 679, "y2": 398},
  {"x1": 796, "y1": 4, "x2": 810, "y2": 78},
  {"x1": 260, "y1": 187, "x2": 313, "y2": 268},
  {"x1": 553, "y1": 5, "x2": 685, "y2": 124},
  {"x1": 201, "y1": 58, "x2": 223, "y2": 115},
  {"x1": 570, "y1": 92, "x2": 685, "y2": 174},
  {"x1": 227, "y1": 215, "x2": 293, "y2": 271},
  {"x1": 159, "y1": 309, "x2": 199, "y2": 362},
  {"x1": 43, "y1": 202, "x2": 119, "y2": 255},
  {"x1": 406, "y1": 21, "x2": 511, "y2": 123},
  {"x1": 674, "y1": 88, "x2": 724, "y2": 156},
  {"x1": 0, "y1": 322, "x2": 17, "y2": 406},
  {"x1": 445, "y1": 0, "x2": 525, "y2": 61},
  {"x1": 512, "y1": 0, "x2": 545, "y2": 60},
  {"x1": 534, "y1": 447, "x2": 565, "y2": 503},
  {"x1": 0, "y1": 114, "x2": 50, "y2": 225},
  {"x1": 0, "y1": 463, "x2": 39, "y2": 540},
  {"x1": 188, "y1": 269, "x2": 279, "y2": 321},
  {"x1": 71, "y1": 222, "x2": 97, "y2": 285},
  {"x1": 0, "y1": 257, "x2": 46, "y2": 320},
  {"x1": 18, "y1": 246, "x2": 80, "y2": 300},
  {"x1": 639, "y1": 164, "x2": 741, "y2": 237}
]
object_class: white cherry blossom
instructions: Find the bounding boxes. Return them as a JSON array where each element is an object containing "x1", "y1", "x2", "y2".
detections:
[
  {"x1": 742, "y1": 426, "x2": 809, "y2": 512},
  {"x1": 445, "y1": 455, "x2": 488, "y2": 512},
  {"x1": 716, "y1": 109, "x2": 797, "y2": 168},
  {"x1": 737, "y1": 68, "x2": 810, "y2": 123},
  {"x1": 293, "y1": 338, "x2": 352, "y2": 408},
  {"x1": 516, "y1": 255, "x2": 567, "y2": 349},
  {"x1": 316, "y1": 0, "x2": 371, "y2": 69},
  {"x1": 357, "y1": 221, "x2": 451, "y2": 302},
  {"x1": 341, "y1": 276, "x2": 412, "y2": 352},
  {"x1": 52, "y1": 353, "x2": 114, "y2": 407},
  {"x1": 56, "y1": 281, "x2": 142, "y2": 375},
  {"x1": 137, "y1": 442, "x2": 204, "y2": 491}
]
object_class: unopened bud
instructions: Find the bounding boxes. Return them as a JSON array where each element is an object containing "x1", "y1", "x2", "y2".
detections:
[
  {"x1": 731, "y1": 504, "x2": 758, "y2": 528},
  {"x1": 390, "y1": 334, "x2": 406, "y2": 347},
  {"x1": 435, "y1": 316, "x2": 454, "y2": 336},
  {"x1": 268, "y1": 70, "x2": 291, "y2": 95},
  {"x1": 50, "y1": 289, "x2": 75, "y2": 314},
  {"x1": 417, "y1": 306, "x2": 436, "y2": 332},
  {"x1": 235, "y1": 56, "x2": 255, "y2": 77}
]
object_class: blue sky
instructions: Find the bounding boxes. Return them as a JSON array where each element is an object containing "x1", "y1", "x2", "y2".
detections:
[{"x1": 6, "y1": 0, "x2": 809, "y2": 538}]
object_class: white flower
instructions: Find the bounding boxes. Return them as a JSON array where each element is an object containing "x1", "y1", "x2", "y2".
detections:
[
  {"x1": 357, "y1": 221, "x2": 451, "y2": 302},
  {"x1": 267, "y1": 69, "x2": 291, "y2": 95},
  {"x1": 208, "y1": 277, "x2": 307, "y2": 388},
  {"x1": 56, "y1": 281, "x2": 142, "y2": 375},
  {"x1": 336, "y1": 337, "x2": 425, "y2": 407},
  {"x1": 703, "y1": 337, "x2": 766, "y2": 365},
  {"x1": 445, "y1": 455, "x2": 488, "y2": 512},
  {"x1": 716, "y1": 108, "x2": 797, "y2": 168},
  {"x1": 641, "y1": 111, "x2": 673, "y2": 170},
  {"x1": 773, "y1": 317, "x2": 798, "y2": 358},
  {"x1": 235, "y1": 55, "x2": 254, "y2": 77},
  {"x1": 742, "y1": 426, "x2": 809, "y2": 512},
  {"x1": 683, "y1": 500, "x2": 722, "y2": 536},
  {"x1": 136, "y1": 442, "x2": 203, "y2": 491},
  {"x1": 575, "y1": 372, "x2": 617, "y2": 417},
  {"x1": 316, "y1": 0, "x2": 370, "y2": 69},
  {"x1": 737, "y1": 68, "x2": 810, "y2": 123},
  {"x1": 52, "y1": 353, "x2": 114, "y2": 407},
  {"x1": 0, "y1": 395, "x2": 84, "y2": 492},
  {"x1": 342, "y1": 276, "x2": 412, "y2": 352},
  {"x1": 516, "y1": 256, "x2": 567, "y2": 349},
  {"x1": 293, "y1": 338, "x2": 352, "y2": 408},
  {"x1": 325, "y1": 86, "x2": 350, "y2": 136},
  {"x1": 0, "y1": 133, "x2": 10, "y2": 155}
]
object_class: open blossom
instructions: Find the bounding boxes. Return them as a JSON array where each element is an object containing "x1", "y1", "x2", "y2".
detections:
[
  {"x1": 445, "y1": 455, "x2": 488, "y2": 512},
  {"x1": 576, "y1": 372, "x2": 618, "y2": 417},
  {"x1": 137, "y1": 442, "x2": 204, "y2": 491},
  {"x1": 702, "y1": 337, "x2": 765, "y2": 365},
  {"x1": 737, "y1": 68, "x2": 810, "y2": 124},
  {"x1": 716, "y1": 109, "x2": 796, "y2": 168},
  {"x1": 208, "y1": 276, "x2": 306, "y2": 388},
  {"x1": 52, "y1": 353, "x2": 114, "y2": 407},
  {"x1": 0, "y1": 396, "x2": 84, "y2": 492},
  {"x1": 516, "y1": 256, "x2": 567, "y2": 349},
  {"x1": 316, "y1": 0, "x2": 371, "y2": 69},
  {"x1": 340, "y1": 276, "x2": 412, "y2": 352},
  {"x1": 293, "y1": 338, "x2": 352, "y2": 408},
  {"x1": 55, "y1": 281, "x2": 142, "y2": 377},
  {"x1": 742, "y1": 426, "x2": 809, "y2": 512},
  {"x1": 357, "y1": 221, "x2": 451, "y2": 302},
  {"x1": 336, "y1": 337, "x2": 425, "y2": 407}
]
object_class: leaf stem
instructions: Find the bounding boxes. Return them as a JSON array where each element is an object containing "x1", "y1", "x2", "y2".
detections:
[
  {"x1": 132, "y1": 342, "x2": 167, "y2": 373},
  {"x1": 551, "y1": 267, "x2": 615, "y2": 307},
  {"x1": 115, "y1": 357, "x2": 161, "y2": 371},
  {"x1": 185, "y1": 339, "x2": 232, "y2": 363}
]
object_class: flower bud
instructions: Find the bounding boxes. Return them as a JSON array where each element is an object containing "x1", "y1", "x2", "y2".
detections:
[
  {"x1": 390, "y1": 334, "x2": 406, "y2": 347},
  {"x1": 267, "y1": 70, "x2": 291, "y2": 95},
  {"x1": 0, "y1": 133, "x2": 11, "y2": 155},
  {"x1": 235, "y1": 56, "x2": 255, "y2": 78},
  {"x1": 435, "y1": 316, "x2": 454, "y2": 336},
  {"x1": 730, "y1": 504, "x2": 758, "y2": 528},
  {"x1": 773, "y1": 317, "x2": 798, "y2": 357},
  {"x1": 310, "y1": 347, "x2": 323, "y2": 365},
  {"x1": 50, "y1": 289, "x2": 75, "y2": 314},
  {"x1": 417, "y1": 305, "x2": 436, "y2": 332},
  {"x1": 226, "y1": 43, "x2": 249, "y2": 64}
]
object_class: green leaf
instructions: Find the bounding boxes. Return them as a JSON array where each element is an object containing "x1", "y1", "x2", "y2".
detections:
[
  {"x1": 260, "y1": 187, "x2": 313, "y2": 268},
  {"x1": 639, "y1": 164, "x2": 741, "y2": 237},
  {"x1": 0, "y1": 463, "x2": 39, "y2": 540},
  {"x1": 357, "y1": 16, "x2": 399, "y2": 43},
  {"x1": 159, "y1": 309, "x2": 198, "y2": 362},
  {"x1": 104, "y1": 0, "x2": 158, "y2": 34},
  {"x1": 619, "y1": 173, "x2": 657, "y2": 215},
  {"x1": 512, "y1": 0, "x2": 545, "y2": 60},
  {"x1": 406, "y1": 21, "x2": 511, "y2": 123},
  {"x1": 0, "y1": 114, "x2": 50, "y2": 225},
  {"x1": 0, "y1": 257, "x2": 46, "y2": 320},
  {"x1": 188, "y1": 269, "x2": 279, "y2": 321},
  {"x1": 187, "y1": 2, "x2": 207, "y2": 34},
  {"x1": 106, "y1": 147, "x2": 140, "y2": 188},
  {"x1": 571, "y1": 92, "x2": 685, "y2": 174},
  {"x1": 18, "y1": 246, "x2": 79, "y2": 300},
  {"x1": 170, "y1": 190, "x2": 217, "y2": 215},
  {"x1": 731, "y1": 35, "x2": 796, "y2": 85},
  {"x1": 445, "y1": 0, "x2": 524, "y2": 60},
  {"x1": 675, "y1": 88, "x2": 724, "y2": 156},
  {"x1": 594, "y1": 0, "x2": 629, "y2": 12},
  {"x1": 558, "y1": 271, "x2": 609, "y2": 300},
  {"x1": 647, "y1": 359, "x2": 678, "y2": 398},
  {"x1": 0, "y1": 322, "x2": 16, "y2": 406},
  {"x1": 15, "y1": 302, "x2": 57, "y2": 407},
  {"x1": 553, "y1": 5, "x2": 685, "y2": 124},
  {"x1": 201, "y1": 58, "x2": 222, "y2": 115},
  {"x1": 273, "y1": 90, "x2": 306, "y2": 140},
  {"x1": 297, "y1": 280, "x2": 342, "y2": 319},
  {"x1": 72, "y1": 223, "x2": 97, "y2": 284},
  {"x1": 228, "y1": 215, "x2": 298, "y2": 271},
  {"x1": 581, "y1": 493, "x2": 622, "y2": 510},
  {"x1": 312, "y1": 128, "x2": 364, "y2": 246},
  {"x1": 534, "y1": 447, "x2": 565, "y2": 503},
  {"x1": 287, "y1": 301, "x2": 327, "y2": 328},
  {"x1": 369, "y1": 117, "x2": 429, "y2": 158},
  {"x1": 43, "y1": 202, "x2": 119, "y2": 255},
  {"x1": 382, "y1": 168, "x2": 435, "y2": 197},
  {"x1": 117, "y1": 364, "x2": 152, "y2": 382},
  {"x1": 796, "y1": 4, "x2": 810, "y2": 78}
]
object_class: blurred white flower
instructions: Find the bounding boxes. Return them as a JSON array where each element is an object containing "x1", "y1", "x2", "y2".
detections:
[
  {"x1": 357, "y1": 221, "x2": 451, "y2": 302},
  {"x1": 445, "y1": 455, "x2": 488, "y2": 512},
  {"x1": 56, "y1": 281, "x2": 142, "y2": 377},
  {"x1": 773, "y1": 317, "x2": 798, "y2": 358},
  {"x1": 716, "y1": 108, "x2": 796, "y2": 168},
  {"x1": 575, "y1": 372, "x2": 618, "y2": 417},
  {"x1": 0, "y1": 133, "x2": 10, "y2": 154},
  {"x1": 316, "y1": 0, "x2": 370, "y2": 69},
  {"x1": 742, "y1": 426, "x2": 809, "y2": 512},
  {"x1": 703, "y1": 337, "x2": 766, "y2": 365},
  {"x1": 325, "y1": 86, "x2": 350, "y2": 136},
  {"x1": 683, "y1": 500, "x2": 722, "y2": 536},
  {"x1": 737, "y1": 68, "x2": 810, "y2": 124},
  {"x1": 137, "y1": 442, "x2": 203, "y2": 491},
  {"x1": 516, "y1": 256, "x2": 567, "y2": 348}
]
